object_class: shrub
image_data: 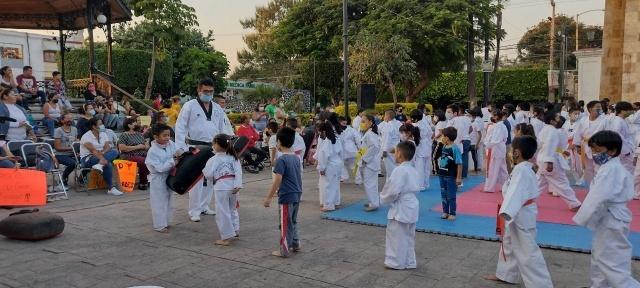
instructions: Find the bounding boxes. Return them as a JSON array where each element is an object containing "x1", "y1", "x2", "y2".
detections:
[
  {"x1": 335, "y1": 103, "x2": 433, "y2": 118},
  {"x1": 227, "y1": 112, "x2": 314, "y2": 126}
]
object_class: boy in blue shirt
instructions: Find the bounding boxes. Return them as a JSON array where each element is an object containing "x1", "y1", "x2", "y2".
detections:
[
  {"x1": 438, "y1": 127, "x2": 463, "y2": 221},
  {"x1": 264, "y1": 127, "x2": 302, "y2": 257}
]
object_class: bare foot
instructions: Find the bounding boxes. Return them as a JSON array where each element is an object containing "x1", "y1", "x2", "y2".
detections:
[
  {"x1": 570, "y1": 205, "x2": 581, "y2": 212},
  {"x1": 482, "y1": 274, "x2": 513, "y2": 284},
  {"x1": 271, "y1": 251, "x2": 287, "y2": 258},
  {"x1": 155, "y1": 227, "x2": 169, "y2": 233}
]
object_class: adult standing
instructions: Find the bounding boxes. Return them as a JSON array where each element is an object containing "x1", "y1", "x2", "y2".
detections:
[
  {"x1": 265, "y1": 98, "x2": 278, "y2": 119},
  {"x1": 175, "y1": 78, "x2": 227, "y2": 222},
  {"x1": 252, "y1": 103, "x2": 268, "y2": 133},
  {"x1": 118, "y1": 118, "x2": 150, "y2": 190},
  {"x1": 215, "y1": 95, "x2": 235, "y2": 135},
  {"x1": 16, "y1": 66, "x2": 46, "y2": 107},
  {"x1": 446, "y1": 104, "x2": 472, "y2": 179}
]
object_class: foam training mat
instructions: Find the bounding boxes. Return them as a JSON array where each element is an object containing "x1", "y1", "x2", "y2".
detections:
[{"x1": 322, "y1": 175, "x2": 640, "y2": 259}]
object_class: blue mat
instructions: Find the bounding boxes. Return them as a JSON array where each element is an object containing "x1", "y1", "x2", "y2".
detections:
[{"x1": 323, "y1": 175, "x2": 640, "y2": 259}]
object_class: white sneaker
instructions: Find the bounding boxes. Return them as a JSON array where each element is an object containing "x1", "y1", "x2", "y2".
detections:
[
  {"x1": 92, "y1": 164, "x2": 104, "y2": 173},
  {"x1": 107, "y1": 188, "x2": 123, "y2": 196},
  {"x1": 190, "y1": 215, "x2": 201, "y2": 222},
  {"x1": 53, "y1": 184, "x2": 65, "y2": 192},
  {"x1": 201, "y1": 209, "x2": 216, "y2": 216}
]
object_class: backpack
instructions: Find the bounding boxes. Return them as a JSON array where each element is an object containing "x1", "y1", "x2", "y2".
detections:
[{"x1": 35, "y1": 146, "x2": 55, "y2": 172}]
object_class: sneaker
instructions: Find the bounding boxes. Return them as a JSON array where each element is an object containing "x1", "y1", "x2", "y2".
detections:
[
  {"x1": 92, "y1": 164, "x2": 104, "y2": 173},
  {"x1": 190, "y1": 215, "x2": 201, "y2": 222},
  {"x1": 107, "y1": 188, "x2": 123, "y2": 196},
  {"x1": 245, "y1": 166, "x2": 259, "y2": 174},
  {"x1": 441, "y1": 213, "x2": 449, "y2": 219},
  {"x1": 364, "y1": 206, "x2": 378, "y2": 212},
  {"x1": 138, "y1": 183, "x2": 148, "y2": 190},
  {"x1": 447, "y1": 215, "x2": 457, "y2": 221},
  {"x1": 53, "y1": 184, "x2": 65, "y2": 192},
  {"x1": 201, "y1": 209, "x2": 216, "y2": 216}
]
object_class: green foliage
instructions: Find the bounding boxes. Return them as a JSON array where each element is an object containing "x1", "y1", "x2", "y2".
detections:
[
  {"x1": 517, "y1": 15, "x2": 603, "y2": 69},
  {"x1": 243, "y1": 85, "x2": 282, "y2": 103},
  {"x1": 175, "y1": 48, "x2": 229, "y2": 95},
  {"x1": 130, "y1": 96, "x2": 155, "y2": 114},
  {"x1": 227, "y1": 112, "x2": 313, "y2": 125},
  {"x1": 63, "y1": 48, "x2": 172, "y2": 92},
  {"x1": 418, "y1": 68, "x2": 548, "y2": 106},
  {"x1": 335, "y1": 103, "x2": 433, "y2": 118}
]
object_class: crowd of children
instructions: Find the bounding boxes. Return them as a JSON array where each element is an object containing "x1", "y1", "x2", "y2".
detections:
[{"x1": 140, "y1": 98, "x2": 638, "y2": 287}]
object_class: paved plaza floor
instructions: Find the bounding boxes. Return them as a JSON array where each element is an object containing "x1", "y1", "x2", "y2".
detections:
[{"x1": 0, "y1": 168, "x2": 638, "y2": 288}]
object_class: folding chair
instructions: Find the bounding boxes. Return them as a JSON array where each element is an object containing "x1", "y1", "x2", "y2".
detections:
[
  {"x1": 72, "y1": 142, "x2": 92, "y2": 193},
  {"x1": 21, "y1": 142, "x2": 68, "y2": 201},
  {"x1": 7, "y1": 140, "x2": 33, "y2": 167}
]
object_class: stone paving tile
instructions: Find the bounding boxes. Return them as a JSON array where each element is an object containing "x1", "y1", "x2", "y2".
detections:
[{"x1": 0, "y1": 168, "x2": 638, "y2": 288}]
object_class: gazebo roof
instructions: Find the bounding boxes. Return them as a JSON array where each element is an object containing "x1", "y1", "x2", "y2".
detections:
[{"x1": 0, "y1": 0, "x2": 132, "y2": 30}]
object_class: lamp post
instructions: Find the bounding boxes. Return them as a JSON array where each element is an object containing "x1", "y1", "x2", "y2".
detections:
[{"x1": 575, "y1": 9, "x2": 605, "y2": 51}]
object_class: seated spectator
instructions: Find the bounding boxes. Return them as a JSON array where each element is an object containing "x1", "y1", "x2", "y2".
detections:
[
  {"x1": 16, "y1": 66, "x2": 46, "y2": 109},
  {"x1": 83, "y1": 82, "x2": 104, "y2": 103},
  {"x1": 47, "y1": 71, "x2": 72, "y2": 110},
  {"x1": 0, "y1": 137, "x2": 20, "y2": 168},
  {"x1": 79, "y1": 118, "x2": 122, "y2": 196},
  {"x1": 0, "y1": 66, "x2": 17, "y2": 89},
  {"x1": 236, "y1": 114, "x2": 267, "y2": 173},
  {"x1": 144, "y1": 111, "x2": 174, "y2": 141},
  {"x1": 121, "y1": 96, "x2": 133, "y2": 115},
  {"x1": 170, "y1": 96, "x2": 181, "y2": 112},
  {"x1": 160, "y1": 100, "x2": 177, "y2": 127},
  {"x1": 118, "y1": 118, "x2": 150, "y2": 190},
  {"x1": 1, "y1": 88, "x2": 34, "y2": 142},
  {"x1": 77, "y1": 103, "x2": 95, "y2": 138},
  {"x1": 152, "y1": 94, "x2": 162, "y2": 110},
  {"x1": 53, "y1": 112, "x2": 78, "y2": 186},
  {"x1": 103, "y1": 97, "x2": 119, "y2": 129},
  {"x1": 42, "y1": 93, "x2": 63, "y2": 136},
  {"x1": 252, "y1": 103, "x2": 268, "y2": 133}
]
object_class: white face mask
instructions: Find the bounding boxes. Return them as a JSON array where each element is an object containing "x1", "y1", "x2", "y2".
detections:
[
  {"x1": 400, "y1": 134, "x2": 408, "y2": 141},
  {"x1": 445, "y1": 112, "x2": 454, "y2": 120}
]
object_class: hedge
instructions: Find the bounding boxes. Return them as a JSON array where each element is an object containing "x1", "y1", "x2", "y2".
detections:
[
  {"x1": 419, "y1": 68, "x2": 548, "y2": 106},
  {"x1": 228, "y1": 112, "x2": 314, "y2": 126},
  {"x1": 62, "y1": 48, "x2": 173, "y2": 93},
  {"x1": 335, "y1": 103, "x2": 433, "y2": 118}
]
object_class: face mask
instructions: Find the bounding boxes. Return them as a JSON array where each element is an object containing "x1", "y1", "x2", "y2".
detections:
[
  {"x1": 199, "y1": 94, "x2": 213, "y2": 102},
  {"x1": 400, "y1": 134, "x2": 408, "y2": 141},
  {"x1": 595, "y1": 108, "x2": 603, "y2": 116},
  {"x1": 88, "y1": 109, "x2": 96, "y2": 116},
  {"x1": 511, "y1": 151, "x2": 519, "y2": 164},
  {"x1": 64, "y1": 120, "x2": 73, "y2": 126},
  {"x1": 98, "y1": 125, "x2": 106, "y2": 133},
  {"x1": 592, "y1": 152, "x2": 611, "y2": 165},
  {"x1": 359, "y1": 123, "x2": 367, "y2": 131},
  {"x1": 52, "y1": 99, "x2": 59, "y2": 104},
  {"x1": 516, "y1": 107, "x2": 521, "y2": 112},
  {"x1": 259, "y1": 107, "x2": 265, "y2": 112},
  {"x1": 445, "y1": 112, "x2": 453, "y2": 120},
  {"x1": 162, "y1": 117, "x2": 168, "y2": 122},
  {"x1": 570, "y1": 115, "x2": 578, "y2": 122}
]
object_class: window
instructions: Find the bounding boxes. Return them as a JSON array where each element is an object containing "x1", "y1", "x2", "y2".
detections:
[
  {"x1": 43, "y1": 50, "x2": 57, "y2": 63},
  {"x1": 0, "y1": 44, "x2": 24, "y2": 68}
]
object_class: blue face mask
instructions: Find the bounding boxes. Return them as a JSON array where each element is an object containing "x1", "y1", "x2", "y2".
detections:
[
  {"x1": 199, "y1": 94, "x2": 213, "y2": 102},
  {"x1": 592, "y1": 152, "x2": 611, "y2": 165},
  {"x1": 98, "y1": 125, "x2": 106, "y2": 133}
]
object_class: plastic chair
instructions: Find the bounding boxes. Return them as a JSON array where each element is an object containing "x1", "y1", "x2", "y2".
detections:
[
  {"x1": 21, "y1": 142, "x2": 68, "y2": 200},
  {"x1": 71, "y1": 142, "x2": 93, "y2": 193}
]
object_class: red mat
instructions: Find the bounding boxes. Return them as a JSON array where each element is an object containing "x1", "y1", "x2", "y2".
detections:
[{"x1": 432, "y1": 184, "x2": 640, "y2": 232}]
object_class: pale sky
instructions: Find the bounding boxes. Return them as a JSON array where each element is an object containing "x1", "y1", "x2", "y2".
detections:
[{"x1": 15, "y1": 0, "x2": 606, "y2": 71}]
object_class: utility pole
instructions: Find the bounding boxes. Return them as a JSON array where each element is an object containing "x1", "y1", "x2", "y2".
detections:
[
  {"x1": 313, "y1": 58, "x2": 316, "y2": 108},
  {"x1": 342, "y1": 0, "x2": 349, "y2": 117},
  {"x1": 575, "y1": 14, "x2": 579, "y2": 51},
  {"x1": 483, "y1": 18, "x2": 490, "y2": 107},
  {"x1": 548, "y1": 0, "x2": 556, "y2": 103},
  {"x1": 559, "y1": 32, "x2": 566, "y2": 100},
  {"x1": 466, "y1": 5, "x2": 477, "y2": 108}
]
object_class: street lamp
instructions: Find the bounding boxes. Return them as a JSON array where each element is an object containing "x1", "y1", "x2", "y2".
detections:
[{"x1": 575, "y1": 9, "x2": 604, "y2": 51}]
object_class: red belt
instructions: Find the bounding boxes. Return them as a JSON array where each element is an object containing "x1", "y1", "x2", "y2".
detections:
[{"x1": 216, "y1": 174, "x2": 235, "y2": 181}]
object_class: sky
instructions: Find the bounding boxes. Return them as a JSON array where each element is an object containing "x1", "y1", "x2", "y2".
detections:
[{"x1": 14, "y1": 0, "x2": 606, "y2": 72}]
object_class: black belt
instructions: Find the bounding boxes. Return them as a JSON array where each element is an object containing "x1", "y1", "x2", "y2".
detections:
[{"x1": 187, "y1": 139, "x2": 212, "y2": 146}]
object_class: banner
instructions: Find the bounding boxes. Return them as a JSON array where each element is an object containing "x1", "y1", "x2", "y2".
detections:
[
  {"x1": 0, "y1": 169, "x2": 46, "y2": 206},
  {"x1": 114, "y1": 160, "x2": 138, "y2": 192}
]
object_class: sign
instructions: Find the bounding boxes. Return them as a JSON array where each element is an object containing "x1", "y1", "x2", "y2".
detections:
[
  {"x1": 114, "y1": 160, "x2": 138, "y2": 193},
  {"x1": 88, "y1": 170, "x2": 107, "y2": 190},
  {"x1": 482, "y1": 60, "x2": 493, "y2": 72},
  {"x1": 225, "y1": 80, "x2": 276, "y2": 90},
  {"x1": 0, "y1": 169, "x2": 46, "y2": 206}
]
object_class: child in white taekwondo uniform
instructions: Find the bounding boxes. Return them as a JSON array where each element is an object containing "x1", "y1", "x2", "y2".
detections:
[
  {"x1": 380, "y1": 141, "x2": 421, "y2": 270},
  {"x1": 564, "y1": 107, "x2": 584, "y2": 185},
  {"x1": 359, "y1": 115, "x2": 382, "y2": 212},
  {"x1": 606, "y1": 101, "x2": 635, "y2": 174},
  {"x1": 287, "y1": 118, "x2": 306, "y2": 170},
  {"x1": 574, "y1": 130, "x2": 640, "y2": 288},
  {"x1": 204, "y1": 134, "x2": 243, "y2": 246},
  {"x1": 174, "y1": 79, "x2": 227, "y2": 222},
  {"x1": 317, "y1": 122, "x2": 343, "y2": 212},
  {"x1": 485, "y1": 135, "x2": 553, "y2": 288},
  {"x1": 145, "y1": 124, "x2": 179, "y2": 233},
  {"x1": 381, "y1": 110, "x2": 402, "y2": 176},
  {"x1": 410, "y1": 109, "x2": 433, "y2": 190},
  {"x1": 339, "y1": 116, "x2": 361, "y2": 182},
  {"x1": 573, "y1": 101, "x2": 607, "y2": 189},
  {"x1": 483, "y1": 110, "x2": 509, "y2": 193},
  {"x1": 537, "y1": 111, "x2": 581, "y2": 210}
]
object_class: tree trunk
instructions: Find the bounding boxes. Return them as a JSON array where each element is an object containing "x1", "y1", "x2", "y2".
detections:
[
  {"x1": 144, "y1": 36, "x2": 156, "y2": 100},
  {"x1": 489, "y1": 7, "x2": 502, "y2": 99},
  {"x1": 386, "y1": 73, "x2": 397, "y2": 107},
  {"x1": 467, "y1": 10, "x2": 477, "y2": 108},
  {"x1": 405, "y1": 69, "x2": 429, "y2": 102}
]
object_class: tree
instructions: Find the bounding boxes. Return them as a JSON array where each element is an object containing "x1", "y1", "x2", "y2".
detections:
[
  {"x1": 517, "y1": 14, "x2": 603, "y2": 69},
  {"x1": 349, "y1": 34, "x2": 416, "y2": 106},
  {"x1": 175, "y1": 48, "x2": 229, "y2": 95},
  {"x1": 120, "y1": 0, "x2": 198, "y2": 98},
  {"x1": 243, "y1": 85, "x2": 282, "y2": 103}
]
